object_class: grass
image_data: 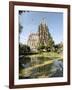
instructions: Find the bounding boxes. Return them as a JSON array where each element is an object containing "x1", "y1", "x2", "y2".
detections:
[{"x1": 26, "y1": 52, "x2": 62, "y2": 58}]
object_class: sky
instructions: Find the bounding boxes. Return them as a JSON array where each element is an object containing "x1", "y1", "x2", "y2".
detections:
[{"x1": 19, "y1": 11, "x2": 63, "y2": 44}]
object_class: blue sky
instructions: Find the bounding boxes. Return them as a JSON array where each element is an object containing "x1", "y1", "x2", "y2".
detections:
[{"x1": 19, "y1": 11, "x2": 63, "y2": 44}]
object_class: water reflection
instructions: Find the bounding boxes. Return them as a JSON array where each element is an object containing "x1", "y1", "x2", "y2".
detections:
[
  {"x1": 19, "y1": 56, "x2": 63, "y2": 79},
  {"x1": 49, "y1": 60, "x2": 63, "y2": 77}
]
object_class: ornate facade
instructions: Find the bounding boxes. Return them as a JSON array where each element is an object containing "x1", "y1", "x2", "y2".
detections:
[
  {"x1": 27, "y1": 33, "x2": 39, "y2": 51},
  {"x1": 38, "y1": 21, "x2": 49, "y2": 46},
  {"x1": 27, "y1": 20, "x2": 49, "y2": 51}
]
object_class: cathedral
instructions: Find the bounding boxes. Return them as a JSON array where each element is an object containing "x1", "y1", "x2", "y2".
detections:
[
  {"x1": 27, "y1": 33, "x2": 39, "y2": 51},
  {"x1": 27, "y1": 19, "x2": 49, "y2": 51}
]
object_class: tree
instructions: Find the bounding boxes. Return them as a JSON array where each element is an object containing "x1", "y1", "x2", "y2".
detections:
[
  {"x1": 19, "y1": 11, "x2": 23, "y2": 42},
  {"x1": 53, "y1": 42, "x2": 63, "y2": 53},
  {"x1": 19, "y1": 11, "x2": 23, "y2": 15},
  {"x1": 19, "y1": 44, "x2": 31, "y2": 55},
  {"x1": 19, "y1": 24, "x2": 23, "y2": 34},
  {"x1": 46, "y1": 33, "x2": 54, "y2": 51},
  {"x1": 37, "y1": 43, "x2": 45, "y2": 51},
  {"x1": 19, "y1": 11, "x2": 23, "y2": 34}
]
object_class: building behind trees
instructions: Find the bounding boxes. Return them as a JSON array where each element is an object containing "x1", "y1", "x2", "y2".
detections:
[{"x1": 27, "y1": 19, "x2": 54, "y2": 51}]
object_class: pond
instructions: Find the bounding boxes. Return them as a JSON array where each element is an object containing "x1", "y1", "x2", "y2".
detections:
[{"x1": 19, "y1": 56, "x2": 63, "y2": 79}]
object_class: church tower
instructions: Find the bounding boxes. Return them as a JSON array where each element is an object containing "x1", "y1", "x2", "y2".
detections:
[{"x1": 38, "y1": 18, "x2": 49, "y2": 47}]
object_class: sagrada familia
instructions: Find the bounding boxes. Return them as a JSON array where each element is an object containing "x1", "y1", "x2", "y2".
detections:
[{"x1": 27, "y1": 19, "x2": 49, "y2": 51}]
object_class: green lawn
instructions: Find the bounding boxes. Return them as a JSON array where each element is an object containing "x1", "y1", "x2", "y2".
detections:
[{"x1": 26, "y1": 52, "x2": 62, "y2": 59}]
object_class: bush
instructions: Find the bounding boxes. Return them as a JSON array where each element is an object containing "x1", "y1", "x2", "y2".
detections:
[
  {"x1": 37, "y1": 44, "x2": 45, "y2": 51},
  {"x1": 19, "y1": 44, "x2": 31, "y2": 55}
]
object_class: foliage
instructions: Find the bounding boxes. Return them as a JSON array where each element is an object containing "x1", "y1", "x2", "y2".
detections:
[
  {"x1": 19, "y1": 11, "x2": 23, "y2": 40},
  {"x1": 37, "y1": 43, "x2": 45, "y2": 51},
  {"x1": 19, "y1": 11, "x2": 23, "y2": 15},
  {"x1": 19, "y1": 44, "x2": 31, "y2": 55},
  {"x1": 46, "y1": 39, "x2": 54, "y2": 52},
  {"x1": 19, "y1": 24, "x2": 23, "y2": 34},
  {"x1": 53, "y1": 42, "x2": 63, "y2": 53}
]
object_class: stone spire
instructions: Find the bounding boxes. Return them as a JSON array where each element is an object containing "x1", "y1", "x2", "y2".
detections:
[
  {"x1": 38, "y1": 18, "x2": 49, "y2": 46},
  {"x1": 41, "y1": 17, "x2": 46, "y2": 25}
]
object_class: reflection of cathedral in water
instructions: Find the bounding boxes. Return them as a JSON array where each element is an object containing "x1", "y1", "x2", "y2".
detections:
[{"x1": 27, "y1": 19, "x2": 49, "y2": 51}]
